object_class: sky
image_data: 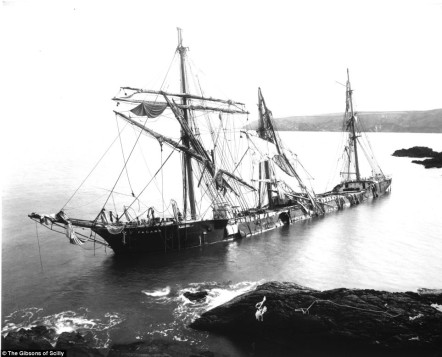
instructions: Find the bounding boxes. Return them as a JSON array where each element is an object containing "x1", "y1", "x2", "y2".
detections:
[
  {"x1": 1, "y1": 0, "x2": 441, "y2": 186},
  {"x1": 2, "y1": 0, "x2": 442, "y2": 115}
]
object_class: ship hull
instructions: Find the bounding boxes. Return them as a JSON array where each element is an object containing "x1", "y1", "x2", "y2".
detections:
[
  {"x1": 91, "y1": 178, "x2": 392, "y2": 256},
  {"x1": 233, "y1": 206, "x2": 311, "y2": 238},
  {"x1": 92, "y1": 219, "x2": 229, "y2": 255},
  {"x1": 91, "y1": 205, "x2": 313, "y2": 255}
]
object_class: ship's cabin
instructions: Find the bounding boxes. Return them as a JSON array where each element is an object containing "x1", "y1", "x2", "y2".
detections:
[{"x1": 332, "y1": 179, "x2": 376, "y2": 194}]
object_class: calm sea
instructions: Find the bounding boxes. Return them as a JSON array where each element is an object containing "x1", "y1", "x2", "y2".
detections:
[{"x1": 2, "y1": 131, "x2": 442, "y2": 355}]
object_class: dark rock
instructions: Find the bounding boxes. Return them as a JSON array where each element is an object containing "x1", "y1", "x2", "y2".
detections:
[
  {"x1": 55, "y1": 331, "x2": 104, "y2": 357},
  {"x1": 183, "y1": 290, "x2": 209, "y2": 302},
  {"x1": 392, "y1": 146, "x2": 439, "y2": 158},
  {"x1": 190, "y1": 281, "x2": 442, "y2": 355},
  {"x1": 2, "y1": 326, "x2": 104, "y2": 357},
  {"x1": 412, "y1": 152, "x2": 442, "y2": 168},
  {"x1": 108, "y1": 339, "x2": 217, "y2": 357},
  {"x1": 393, "y1": 147, "x2": 442, "y2": 169},
  {"x1": 2, "y1": 326, "x2": 55, "y2": 350}
]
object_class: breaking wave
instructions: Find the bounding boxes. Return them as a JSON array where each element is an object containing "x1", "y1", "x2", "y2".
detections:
[
  {"x1": 174, "y1": 280, "x2": 262, "y2": 325},
  {"x1": 141, "y1": 286, "x2": 171, "y2": 297},
  {"x1": 135, "y1": 280, "x2": 260, "y2": 343},
  {"x1": 1, "y1": 307, "x2": 123, "y2": 348}
]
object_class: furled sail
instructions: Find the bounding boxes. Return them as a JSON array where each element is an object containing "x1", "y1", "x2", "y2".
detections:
[{"x1": 130, "y1": 101, "x2": 168, "y2": 118}]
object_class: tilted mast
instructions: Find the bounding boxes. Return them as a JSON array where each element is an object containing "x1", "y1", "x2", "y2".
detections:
[
  {"x1": 177, "y1": 28, "x2": 197, "y2": 220},
  {"x1": 346, "y1": 69, "x2": 361, "y2": 181},
  {"x1": 257, "y1": 88, "x2": 274, "y2": 208},
  {"x1": 256, "y1": 88, "x2": 323, "y2": 214}
]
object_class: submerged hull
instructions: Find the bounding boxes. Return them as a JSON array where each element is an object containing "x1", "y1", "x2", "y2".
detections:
[
  {"x1": 91, "y1": 180, "x2": 391, "y2": 255},
  {"x1": 29, "y1": 177, "x2": 392, "y2": 256},
  {"x1": 91, "y1": 205, "x2": 308, "y2": 255}
]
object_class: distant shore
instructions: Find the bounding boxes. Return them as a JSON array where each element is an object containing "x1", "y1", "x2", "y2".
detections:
[{"x1": 245, "y1": 109, "x2": 442, "y2": 133}]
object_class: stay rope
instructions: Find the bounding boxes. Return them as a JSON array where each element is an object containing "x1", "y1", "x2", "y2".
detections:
[
  {"x1": 115, "y1": 115, "x2": 135, "y2": 196},
  {"x1": 60, "y1": 122, "x2": 129, "y2": 211},
  {"x1": 102, "y1": 50, "x2": 178, "y2": 222},
  {"x1": 35, "y1": 222, "x2": 44, "y2": 272},
  {"x1": 117, "y1": 143, "x2": 177, "y2": 221}
]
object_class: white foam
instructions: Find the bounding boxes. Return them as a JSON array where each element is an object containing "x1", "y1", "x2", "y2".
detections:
[
  {"x1": 142, "y1": 286, "x2": 171, "y2": 297},
  {"x1": 1, "y1": 308, "x2": 123, "y2": 348},
  {"x1": 431, "y1": 303, "x2": 442, "y2": 312},
  {"x1": 173, "y1": 280, "x2": 262, "y2": 325}
]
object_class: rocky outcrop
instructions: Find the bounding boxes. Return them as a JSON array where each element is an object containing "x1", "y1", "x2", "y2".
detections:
[
  {"x1": 412, "y1": 153, "x2": 442, "y2": 169},
  {"x1": 55, "y1": 331, "x2": 104, "y2": 357},
  {"x1": 108, "y1": 340, "x2": 215, "y2": 357},
  {"x1": 190, "y1": 282, "x2": 442, "y2": 356},
  {"x1": 1, "y1": 326, "x2": 55, "y2": 350},
  {"x1": 1, "y1": 327, "x2": 216, "y2": 357},
  {"x1": 393, "y1": 146, "x2": 442, "y2": 168},
  {"x1": 183, "y1": 290, "x2": 209, "y2": 302},
  {"x1": 393, "y1": 146, "x2": 439, "y2": 158}
]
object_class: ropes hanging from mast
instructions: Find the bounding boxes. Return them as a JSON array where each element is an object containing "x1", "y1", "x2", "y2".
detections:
[{"x1": 115, "y1": 115, "x2": 135, "y2": 197}]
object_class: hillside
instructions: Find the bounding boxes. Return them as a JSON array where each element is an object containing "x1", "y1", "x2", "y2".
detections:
[{"x1": 245, "y1": 109, "x2": 442, "y2": 133}]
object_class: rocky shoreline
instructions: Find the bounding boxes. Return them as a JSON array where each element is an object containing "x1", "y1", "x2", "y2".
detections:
[
  {"x1": 1, "y1": 328, "x2": 216, "y2": 357},
  {"x1": 393, "y1": 146, "x2": 442, "y2": 168},
  {"x1": 191, "y1": 282, "x2": 442, "y2": 356},
  {"x1": 3, "y1": 282, "x2": 442, "y2": 356}
]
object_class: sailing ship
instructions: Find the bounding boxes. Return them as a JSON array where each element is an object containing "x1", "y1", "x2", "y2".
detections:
[
  {"x1": 28, "y1": 30, "x2": 390, "y2": 256},
  {"x1": 28, "y1": 29, "x2": 322, "y2": 255}
]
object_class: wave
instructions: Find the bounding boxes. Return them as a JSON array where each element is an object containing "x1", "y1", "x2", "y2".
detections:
[
  {"x1": 174, "y1": 280, "x2": 263, "y2": 325},
  {"x1": 1, "y1": 307, "x2": 123, "y2": 348},
  {"x1": 141, "y1": 286, "x2": 171, "y2": 297}
]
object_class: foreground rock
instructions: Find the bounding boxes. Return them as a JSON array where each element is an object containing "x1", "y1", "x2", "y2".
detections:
[
  {"x1": 190, "y1": 282, "x2": 442, "y2": 356},
  {"x1": 2, "y1": 326, "x2": 55, "y2": 350},
  {"x1": 108, "y1": 340, "x2": 215, "y2": 357},
  {"x1": 393, "y1": 146, "x2": 442, "y2": 168},
  {"x1": 2, "y1": 327, "x2": 216, "y2": 357}
]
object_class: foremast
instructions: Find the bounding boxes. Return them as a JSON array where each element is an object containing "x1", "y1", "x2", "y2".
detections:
[{"x1": 177, "y1": 28, "x2": 197, "y2": 220}]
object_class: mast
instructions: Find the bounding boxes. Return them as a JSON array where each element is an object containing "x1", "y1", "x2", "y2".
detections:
[
  {"x1": 347, "y1": 69, "x2": 361, "y2": 181},
  {"x1": 257, "y1": 88, "x2": 273, "y2": 208},
  {"x1": 177, "y1": 28, "x2": 197, "y2": 220}
]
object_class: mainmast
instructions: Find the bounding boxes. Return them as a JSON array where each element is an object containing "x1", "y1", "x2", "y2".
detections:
[
  {"x1": 177, "y1": 28, "x2": 197, "y2": 220},
  {"x1": 346, "y1": 69, "x2": 361, "y2": 181}
]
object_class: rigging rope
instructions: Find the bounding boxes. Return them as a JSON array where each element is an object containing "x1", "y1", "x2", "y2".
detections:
[
  {"x1": 97, "y1": 119, "x2": 146, "y2": 223},
  {"x1": 117, "y1": 143, "x2": 177, "y2": 221},
  {"x1": 115, "y1": 115, "x2": 135, "y2": 196},
  {"x1": 60, "y1": 122, "x2": 129, "y2": 211},
  {"x1": 107, "y1": 50, "x2": 179, "y2": 222},
  {"x1": 35, "y1": 222, "x2": 44, "y2": 272},
  {"x1": 161, "y1": 143, "x2": 165, "y2": 220}
]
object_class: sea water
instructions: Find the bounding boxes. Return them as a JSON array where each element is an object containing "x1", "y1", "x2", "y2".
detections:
[{"x1": 2, "y1": 132, "x2": 442, "y2": 354}]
